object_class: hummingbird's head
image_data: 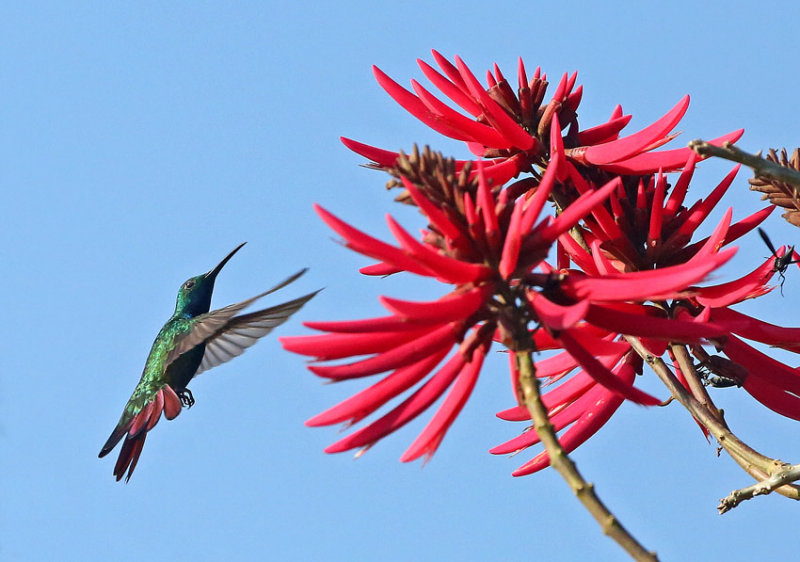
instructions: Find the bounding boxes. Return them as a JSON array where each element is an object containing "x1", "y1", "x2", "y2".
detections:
[{"x1": 174, "y1": 242, "x2": 246, "y2": 316}]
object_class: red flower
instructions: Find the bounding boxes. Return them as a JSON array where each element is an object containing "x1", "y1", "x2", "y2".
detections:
[
  {"x1": 283, "y1": 146, "x2": 739, "y2": 472},
  {"x1": 288, "y1": 53, "x2": 798, "y2": 477},
  {"x1": 342, "y1": 51, "x2": 743, "y2": 185}
]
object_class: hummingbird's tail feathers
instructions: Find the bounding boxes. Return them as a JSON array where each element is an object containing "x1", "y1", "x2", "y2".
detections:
[
  {"x1": 99, "y1": 384, "x2": 184, "y2": 482},
  {"x1": 195, "y1": 290, "x2": 320, "y2": 375},
  {"x1": 114, "y1": 432, "x2": 147, "y2": 483}
]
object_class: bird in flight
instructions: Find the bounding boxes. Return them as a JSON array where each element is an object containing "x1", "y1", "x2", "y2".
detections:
[{"x1": 99, "y1": 243, "x2": 317, "y2": 481}]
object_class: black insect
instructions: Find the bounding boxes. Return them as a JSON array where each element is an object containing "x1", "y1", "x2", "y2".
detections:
[
  {"x1": 758, "y1": 227, "x2": 799, "y2": 294},
  {"x1": 698, "y1": 355, "x2": 747, "y2": 388}
]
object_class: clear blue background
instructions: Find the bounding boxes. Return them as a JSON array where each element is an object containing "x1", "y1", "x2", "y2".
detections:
[{"x1": 3, "y1": 2, "x2": 800, "y2": 560}]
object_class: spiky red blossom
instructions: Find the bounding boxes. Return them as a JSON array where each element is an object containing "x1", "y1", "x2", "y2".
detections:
[
  {"x1": 286, "y1": 53, "x2": 800, "y2": 476},
  {"x1": 342, "y1": 50, "x2": 743, "y2": 186}
]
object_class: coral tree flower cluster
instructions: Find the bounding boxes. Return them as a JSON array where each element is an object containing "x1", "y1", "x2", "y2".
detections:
[{"x1": 283, "y1": 51, "x2": 800, "y2": 475}]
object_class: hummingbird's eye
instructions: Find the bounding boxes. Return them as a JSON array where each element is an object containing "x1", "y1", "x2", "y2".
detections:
[{"x1": 184, "y1": 279, "x2": 196, "y2": 290}]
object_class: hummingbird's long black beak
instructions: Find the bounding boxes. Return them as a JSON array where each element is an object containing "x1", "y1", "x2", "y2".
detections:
[{"x1": 205, "y1": 242, "x2": 246, "y2": 280}]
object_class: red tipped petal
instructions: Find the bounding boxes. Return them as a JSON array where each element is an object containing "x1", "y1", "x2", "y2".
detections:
[
  {"x1": 577, "y1": 114, "x2": 632, "y2": 146},
  {"x1": 417, "y1": 58, "x2": 482, "y2": 116},
  {"x1": 300, "y1": 315, "x2": 436, "y2": 334}
]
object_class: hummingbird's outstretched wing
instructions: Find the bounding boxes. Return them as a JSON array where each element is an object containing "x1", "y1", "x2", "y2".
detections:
[
  {"x1": 164, "y1": 268, "x2": 311, "y2": 368},
  {"x1": 195, "y1": 292, "x2": 319, "y2": 375}
]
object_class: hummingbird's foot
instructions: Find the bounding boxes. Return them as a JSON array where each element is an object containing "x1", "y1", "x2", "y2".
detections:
[{"x1": 178, "y1": 389, "x2": 195, "y2": 408}]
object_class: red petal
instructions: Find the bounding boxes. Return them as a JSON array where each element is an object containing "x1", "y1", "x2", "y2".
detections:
[
  {"x1": 499, "y1": 199, "x2": 524, "y2": 278},
  {"x1": 280, "y1": 326, "x2": 437, "y2": 360},
  {"x1": 580, "y1": 96, "x2": 689, "y2": 165},
  {"x1": 454, "y1": 56, "x2": 534, "y2": 150},
  {"x1": 559, "y1": 330, "x2": 659, "y2": 405},
  {"x1": 401, "y1": 341, "x2": 489, "y2": 461},
  {"x1": 537, "y1": 176, "x2": 620, "y2": 244},
  {"x1": 386, "y1": 215, "x2": 493, "y2": 284},
  {"x1": 417, "y1": 57, "x2": 482, "y2": 117},
  {"x1": 340, "y1": 137, "x2": 398, "y2": 167},
  {"x1": 380, "y1": 286, "x2": 490, "y2": 322},
  {"x1": 577, "y1": 114, "x2": 632, "y2": 146},
  {"x1": 695, "y1": 258, "x2": 774, "y2": 308},
  {"x1": 744, "y1": 375, "x2": 800, "y2": 421},
  {"x1": 724, "y1": 336, "x2": 800, "y2": 396},
  {"x1": 411, "y1": 79, "x2": 512, "y2": 148},
  {"x1": 314, "y1": 204, "x2": 434, "y2": 277},
  {"x1": 491, "y1": 382, "x2": 607, "y2": 454},
  {"x1": 359, "y1": 262, "x2": 402, "y2": 276},
  {"x1": 511, "y1": 359, "x2": 634, "y2": 475},
  {"x1": 308, "y1": 323, "x2": 459, "y2": 380},
  {"x1": 400, "y1": 177, "x2": 465, "y2": 243},
  {"x1": 562, "y1": 248, "x2": 735, "y2": 301},
  {"x1": 306, "y1": 349, "x2": 448, "y2": 427},
  {"x1": 585, "y1": 303, "x2": 728, "y2": 340},
  {"x1": 527, "y1": 292, "x2": 588, "y2": 330},
  {"x1": 600, "y1": 129, "x2": 744, "y2": 175},
  {"x1": 323, "y1": 352, "x2": 466, "y2": 453},
  {"x1": 301, "y1": 315, "x2": 437, "y2": 334}
]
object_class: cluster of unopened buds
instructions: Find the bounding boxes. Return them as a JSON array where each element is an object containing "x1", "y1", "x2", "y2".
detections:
[{"x1": 281, "y1": 51, "x2": 800, "y2": 482}]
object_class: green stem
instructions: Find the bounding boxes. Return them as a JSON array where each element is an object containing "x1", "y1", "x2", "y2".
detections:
[{"x1": 514, "y1": 348, "x2": 658, "y2": 561}]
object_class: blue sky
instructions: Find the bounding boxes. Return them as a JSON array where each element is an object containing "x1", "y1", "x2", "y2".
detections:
[{"x1": 3, "y1": 2, "x2": 800, "y2": 560}]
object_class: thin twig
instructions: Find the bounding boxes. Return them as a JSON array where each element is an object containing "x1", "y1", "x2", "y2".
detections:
[
  {"x1": 625, "y1": 336, "x2": 800, "y2": 503},
  {"x1": 688, "y1": 140, "x2": 800, "y2": 189},
  {"x1": 514, "y1": 348, "x2": 658, "y2": 561},
  {"x1": 718, "y1": 463, "x2": 800, "y2": 514}
]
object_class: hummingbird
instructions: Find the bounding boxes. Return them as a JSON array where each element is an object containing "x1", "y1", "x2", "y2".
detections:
[{"x1": 99, "y1": 243, "x2": 317, "y2": 482}]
